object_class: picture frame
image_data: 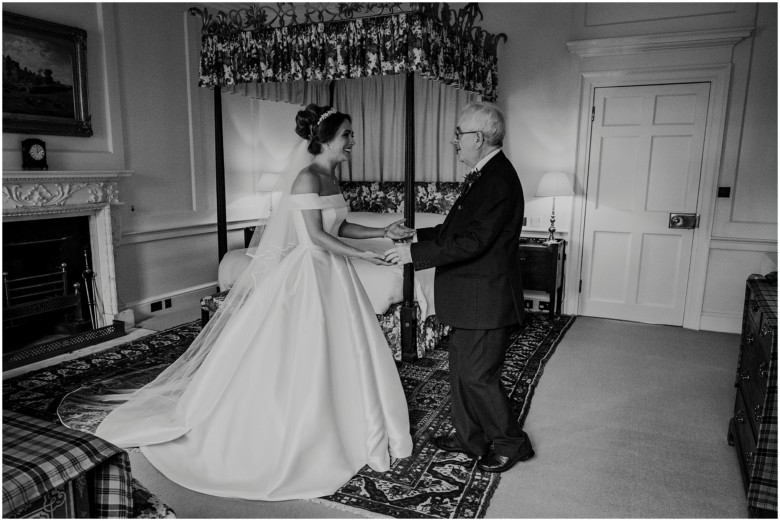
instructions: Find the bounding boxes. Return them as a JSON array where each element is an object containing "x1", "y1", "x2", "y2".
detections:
[{"x1": 3, "y1": 12, "x2": 92, "y2": 137}]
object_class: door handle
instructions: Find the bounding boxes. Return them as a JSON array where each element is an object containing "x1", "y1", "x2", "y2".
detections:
[{"x1": 668, "y1": 213, "x2": 699, "y2": 229}]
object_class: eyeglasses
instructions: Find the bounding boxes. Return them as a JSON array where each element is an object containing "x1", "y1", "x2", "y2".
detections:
[{"x1": 454, "y1": 127, "x2": 481, "y2": 141}]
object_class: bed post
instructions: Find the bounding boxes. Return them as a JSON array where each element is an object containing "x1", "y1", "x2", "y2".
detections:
[
  {"x1": 214, "y1": 87, "x2": 228, "y2": 262},
  {"x1": 401, "y1": 72, "x2": 417, "y2": 363}
]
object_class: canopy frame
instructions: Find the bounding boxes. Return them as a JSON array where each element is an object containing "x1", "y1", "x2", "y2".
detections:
[{"x1": 189, "y1": 2, "x2": 506, "y2": 361}]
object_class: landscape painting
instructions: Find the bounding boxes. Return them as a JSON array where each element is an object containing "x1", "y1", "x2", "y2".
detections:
[
  {"x1": 3, "y1": 31, "x2": 75, "y2": 119},
  {"x1": 3, "y1": 12, "x2": 92, "y2": 136}
]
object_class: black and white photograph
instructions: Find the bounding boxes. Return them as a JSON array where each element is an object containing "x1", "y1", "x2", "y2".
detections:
[{"x1": 1, "y1": 2, "x2": 776, "y2": 519}]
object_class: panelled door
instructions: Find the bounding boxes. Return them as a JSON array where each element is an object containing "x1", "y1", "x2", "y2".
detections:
[{"x1": 579, "y1": 83, "x2": 710, "y2": 325}]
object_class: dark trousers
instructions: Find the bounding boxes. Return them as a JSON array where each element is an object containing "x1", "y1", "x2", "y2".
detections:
[{"x1": 448, "y1": 326, "x2": 525, "y2": 457}]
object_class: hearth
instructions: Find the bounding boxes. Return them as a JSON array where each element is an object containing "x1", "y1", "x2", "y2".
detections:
[
  {"x1": 3, "y1": 170, "x2": 131, "y2": 369},
  {"x1": 4, "y1": 217, "x2": 94, "y2": 350}
]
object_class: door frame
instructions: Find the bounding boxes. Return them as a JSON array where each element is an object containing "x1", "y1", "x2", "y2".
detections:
[{"x1": 566, "y1": 64, "x2": 732, "y2": 329}]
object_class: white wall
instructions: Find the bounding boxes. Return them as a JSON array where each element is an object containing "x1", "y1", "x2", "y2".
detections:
[
  {"x1": 477, "y1": 2, "x2": 777, "y2": 332},
  {"x1": 2, "y1": 3, "x2": 304, "y2": 320},
  {"x1": 480, "y1": 3, "x2": 580, "y2": 237},
  {"x1": 700, "y1": 2, "x2": 778, "y2": 331},
  {"x1": 4, "y1": 3, "x2": 775, "y2": 332},
  {"x1": 2, "y1": 3, "x2": 126, "y2": 171}
]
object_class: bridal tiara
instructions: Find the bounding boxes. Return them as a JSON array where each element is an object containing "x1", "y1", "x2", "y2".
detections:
[{"x1": 317, "y1": 108, "x2": 338, "y2": 126}]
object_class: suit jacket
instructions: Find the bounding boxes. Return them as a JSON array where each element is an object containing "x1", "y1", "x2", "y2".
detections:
[{"x1": 411, "y1": 151, "x2": 525, "y2": 329}]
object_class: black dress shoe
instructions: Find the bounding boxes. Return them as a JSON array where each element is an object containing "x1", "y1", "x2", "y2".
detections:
[
  {"x1": 432, "y1": 435, "x2": 477, "y2": 457},
  {"x1": 477, "y1": 446, "x2": 535, "y2": 473}
]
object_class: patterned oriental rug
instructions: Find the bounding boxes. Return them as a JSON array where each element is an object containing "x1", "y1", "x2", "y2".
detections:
[{"x1": 3, "y1": 313, "x2": 575, "y2": 519}]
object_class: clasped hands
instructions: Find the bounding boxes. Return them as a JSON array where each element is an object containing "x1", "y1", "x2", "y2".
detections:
[{"x1": 361, "y1": 219, "x2": 414, "y2": 266}]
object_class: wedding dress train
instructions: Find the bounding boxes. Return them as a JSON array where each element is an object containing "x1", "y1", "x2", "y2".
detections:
[{"x1": 94, "y1": 193, "x2": 413, "y2": 500}]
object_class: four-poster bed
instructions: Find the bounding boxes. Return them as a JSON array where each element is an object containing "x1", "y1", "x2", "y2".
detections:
[{"x1": 189, "y1": 2, "x2": 506, "y2": 361}]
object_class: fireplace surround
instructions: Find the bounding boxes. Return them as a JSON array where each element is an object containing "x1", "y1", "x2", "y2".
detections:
[{"x1": 3, "y1": 170, "x2": 132, "y2": 367}]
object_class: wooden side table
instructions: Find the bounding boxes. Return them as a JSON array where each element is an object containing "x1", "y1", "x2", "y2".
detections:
[{"x1": 518, "y1": 238, "x2": 566, "y2": 318}]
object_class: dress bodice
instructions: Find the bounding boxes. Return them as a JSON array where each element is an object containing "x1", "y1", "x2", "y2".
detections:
[{"x1": 289, "y1": 193, "x2": 348, "y2": 247}]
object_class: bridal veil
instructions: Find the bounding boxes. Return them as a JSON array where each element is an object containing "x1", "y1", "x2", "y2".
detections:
[{"x1": 61, "y1": 140, "x2": 314, "y2": 444}]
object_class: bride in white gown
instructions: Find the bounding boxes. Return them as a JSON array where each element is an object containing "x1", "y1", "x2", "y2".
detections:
[{"x1": 75, "y1": 105, "x2": 415, "y2": 500}]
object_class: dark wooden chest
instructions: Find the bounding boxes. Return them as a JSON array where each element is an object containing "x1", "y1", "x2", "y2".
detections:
[{"x1": 728, "y1": 274, "x2": 777, "y2": 517}]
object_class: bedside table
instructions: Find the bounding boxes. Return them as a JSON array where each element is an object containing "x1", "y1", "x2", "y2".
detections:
[{"x1": 518, "y1": 238, "x2": 566, "y2": 318}]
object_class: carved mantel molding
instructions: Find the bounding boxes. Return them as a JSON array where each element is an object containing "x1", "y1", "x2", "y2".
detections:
[{"x1": 2, "y1": 171, "x2": 132, "y2": 216}]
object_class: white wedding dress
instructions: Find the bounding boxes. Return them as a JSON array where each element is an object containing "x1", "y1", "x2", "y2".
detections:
[{"x1": 95, "y1": 193, "x2": 413, "y2": 500}]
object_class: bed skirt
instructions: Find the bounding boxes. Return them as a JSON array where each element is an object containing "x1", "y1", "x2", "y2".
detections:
[
  {"x1": 378, "y1": 301, "x2": 450, "y2": 361},
  {"x1": 200, "y1": 293, "x2": 448, "y2": 361}
]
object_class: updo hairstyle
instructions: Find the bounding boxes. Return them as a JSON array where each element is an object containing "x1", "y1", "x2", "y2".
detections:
[{"x1": 295, "y1": 104, "x2": 352, "y2": 155}]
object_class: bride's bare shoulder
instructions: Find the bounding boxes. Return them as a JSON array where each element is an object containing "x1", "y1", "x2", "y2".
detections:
[{"x1": 291, "y1": 167, "x2": 320, "y2": 195}]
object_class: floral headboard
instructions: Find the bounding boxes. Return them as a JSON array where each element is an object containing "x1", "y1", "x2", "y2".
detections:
[{"x1": 340, "y1": 182, "x2": 461, "y2": 215}]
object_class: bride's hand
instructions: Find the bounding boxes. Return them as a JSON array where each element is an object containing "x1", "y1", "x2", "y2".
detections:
[
  {"x1": 383, "y1": 245, "x2": 411, "y2": 265},
  {"x1": 360, "y1": 251, "x2": 394, "y2": 266},
  {"x1": 384, "y1": 219, "x2": 415, "y2": 241}
]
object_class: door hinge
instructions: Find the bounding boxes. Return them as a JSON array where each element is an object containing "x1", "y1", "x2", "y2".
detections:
[
  {"x1": 591, "y1": 106, "x2": 595, "y2": 122},
  {"x1": 579, "y1": 279, "x2": 583, "y2": 293}
]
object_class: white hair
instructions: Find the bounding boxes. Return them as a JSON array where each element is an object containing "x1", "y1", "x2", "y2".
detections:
[{"x1": 461, "y1": 102, "x2": 505, "y2": 147}]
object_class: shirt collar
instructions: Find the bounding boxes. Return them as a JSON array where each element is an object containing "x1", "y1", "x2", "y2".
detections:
[{"x1": 473, "y1": 148, "x2": 501, "y2": 173}]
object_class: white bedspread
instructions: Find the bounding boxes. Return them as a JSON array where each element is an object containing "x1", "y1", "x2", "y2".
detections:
[{"x1": 219, "y1": 212, "x2": 444, "y2": 317}]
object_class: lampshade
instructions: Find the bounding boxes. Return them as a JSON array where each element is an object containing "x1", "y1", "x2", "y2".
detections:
[
  {"x1": 255, "y1": 172, "x2": 282, "y2": 193},
  {"x1": 535, "y1": 171, "x2": 573, "y2": 198}
]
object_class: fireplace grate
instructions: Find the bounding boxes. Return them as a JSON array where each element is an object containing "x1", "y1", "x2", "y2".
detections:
[{"x1": 3, "y1": 320, "x2": 127, "y2": 371}]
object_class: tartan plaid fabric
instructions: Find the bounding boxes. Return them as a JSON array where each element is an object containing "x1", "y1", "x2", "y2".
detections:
[
  {"x1": 745, "y1": 275, "x2": 778, "y2": 514},
  {"x1": 2, "y1": 410, "x2": 133, "y2": 518}
]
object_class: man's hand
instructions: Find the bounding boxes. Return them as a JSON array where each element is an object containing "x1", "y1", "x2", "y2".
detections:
[
  {"x1": 384, "y1": 243, "x2": 413, "y2": 265},
  {"x1": 384, "y1": 219, "x2": 415, "y2": 241}
]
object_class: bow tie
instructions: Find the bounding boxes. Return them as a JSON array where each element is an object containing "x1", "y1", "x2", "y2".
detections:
[{"x1": 461, "y1": 168, "x2": 482, "y2": 195}]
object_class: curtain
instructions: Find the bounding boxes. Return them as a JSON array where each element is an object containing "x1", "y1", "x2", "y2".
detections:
[
  {"x1": 334, "y1": 75, "x2": 406, "y2": 181},
  {"x1": 198, "y1": 12, "x2": 499, "y2": 101},
  {"x1": 414, "y1": 74, "x2": 479, "y2": 182},
  {"x1": 333, "y1": 74, "x2": 478, "y2": 182},
  {"x1": 227, "y1": 79, "x2": 331, "y2": 106},
  {"x1": 230, "y1": 75, "x2": 479, "y2": 183}
]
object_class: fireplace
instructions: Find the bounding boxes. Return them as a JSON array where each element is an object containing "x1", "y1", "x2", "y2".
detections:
[{"x1": 3, "y1": 170, "x2": 132, "y2": 369}]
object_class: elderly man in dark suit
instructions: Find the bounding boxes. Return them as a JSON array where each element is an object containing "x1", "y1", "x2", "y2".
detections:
[{"x1": 388, "y1": 102, "x2": 532, "y2": 473}]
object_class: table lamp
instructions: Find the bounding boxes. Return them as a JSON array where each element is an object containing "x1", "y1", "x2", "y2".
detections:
[
  {"x1": 535, "y1": 171, "x2": 573, "y2": 243},
  {"x1": 255, "y1": 172, "x2": 282, "y2": 214}
]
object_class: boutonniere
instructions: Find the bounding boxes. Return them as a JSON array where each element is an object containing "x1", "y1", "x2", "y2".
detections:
[
  {"x1": 463, "y1": 169, "x2": 482, "y2": 184},
  {"x1": 460, "y1": 169, "x2": 483, "y2": 195}
]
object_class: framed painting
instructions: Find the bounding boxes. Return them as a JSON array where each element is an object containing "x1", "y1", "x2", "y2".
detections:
[{"x1": 3, "y1": 12, "x2": 92, "y2": 136}]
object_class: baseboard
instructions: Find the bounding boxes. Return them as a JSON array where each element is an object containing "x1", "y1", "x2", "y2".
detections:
[
  {"x1": 699, "y1": 312, "x2": 742, "y2": 334},
  {"x1": 524, "y1": 290, "x2": 551, "y2": 313},
  {"x1": 128, "y1": 283, "x2": 219, "y2": 323}
]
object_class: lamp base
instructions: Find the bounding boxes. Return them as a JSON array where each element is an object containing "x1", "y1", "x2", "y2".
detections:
[
  {"x1": 545, "y1": 197, "x2": 558, "y2": 244},
  {"x1": 546, "y1": 216, "x2": 557, "y2": 244}
]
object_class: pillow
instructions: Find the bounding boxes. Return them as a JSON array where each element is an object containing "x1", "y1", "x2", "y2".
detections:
[
  {"x1": 346, "y1": 212, "x2": 445, "y2": 229},
  {"x1": 218, "y1": 249, "x2": 252, "y2": 289}
]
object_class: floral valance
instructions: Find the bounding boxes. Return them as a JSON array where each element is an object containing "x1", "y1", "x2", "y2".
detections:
[{"x1": 191, "y1": 4, "x2": 505, "y2": 101}]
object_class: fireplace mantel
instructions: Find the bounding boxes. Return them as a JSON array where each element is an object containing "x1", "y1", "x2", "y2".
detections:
[
  {"x1": 4, "y1": 170, "x2": 132, "y2": 179},
  {"x1": 3, "y1": 170, "x2": 133, "y2": 330},
  {"x1": 3, "y1": 170, "x2": 132, "y2": 216}
]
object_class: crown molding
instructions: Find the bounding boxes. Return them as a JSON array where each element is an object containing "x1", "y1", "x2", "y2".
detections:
[{"x1": 567, "y1": 27, "x2": 754, "y2": 57}]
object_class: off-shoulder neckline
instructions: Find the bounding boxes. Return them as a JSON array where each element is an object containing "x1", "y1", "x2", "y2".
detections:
[{"x1": 289, "y1": 193, "x2": 342, "y2": 198}]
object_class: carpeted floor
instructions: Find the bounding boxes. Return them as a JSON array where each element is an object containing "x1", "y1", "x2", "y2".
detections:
[{"x1": 4, "y1": 313, "x2": 574, "y2": 519}]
